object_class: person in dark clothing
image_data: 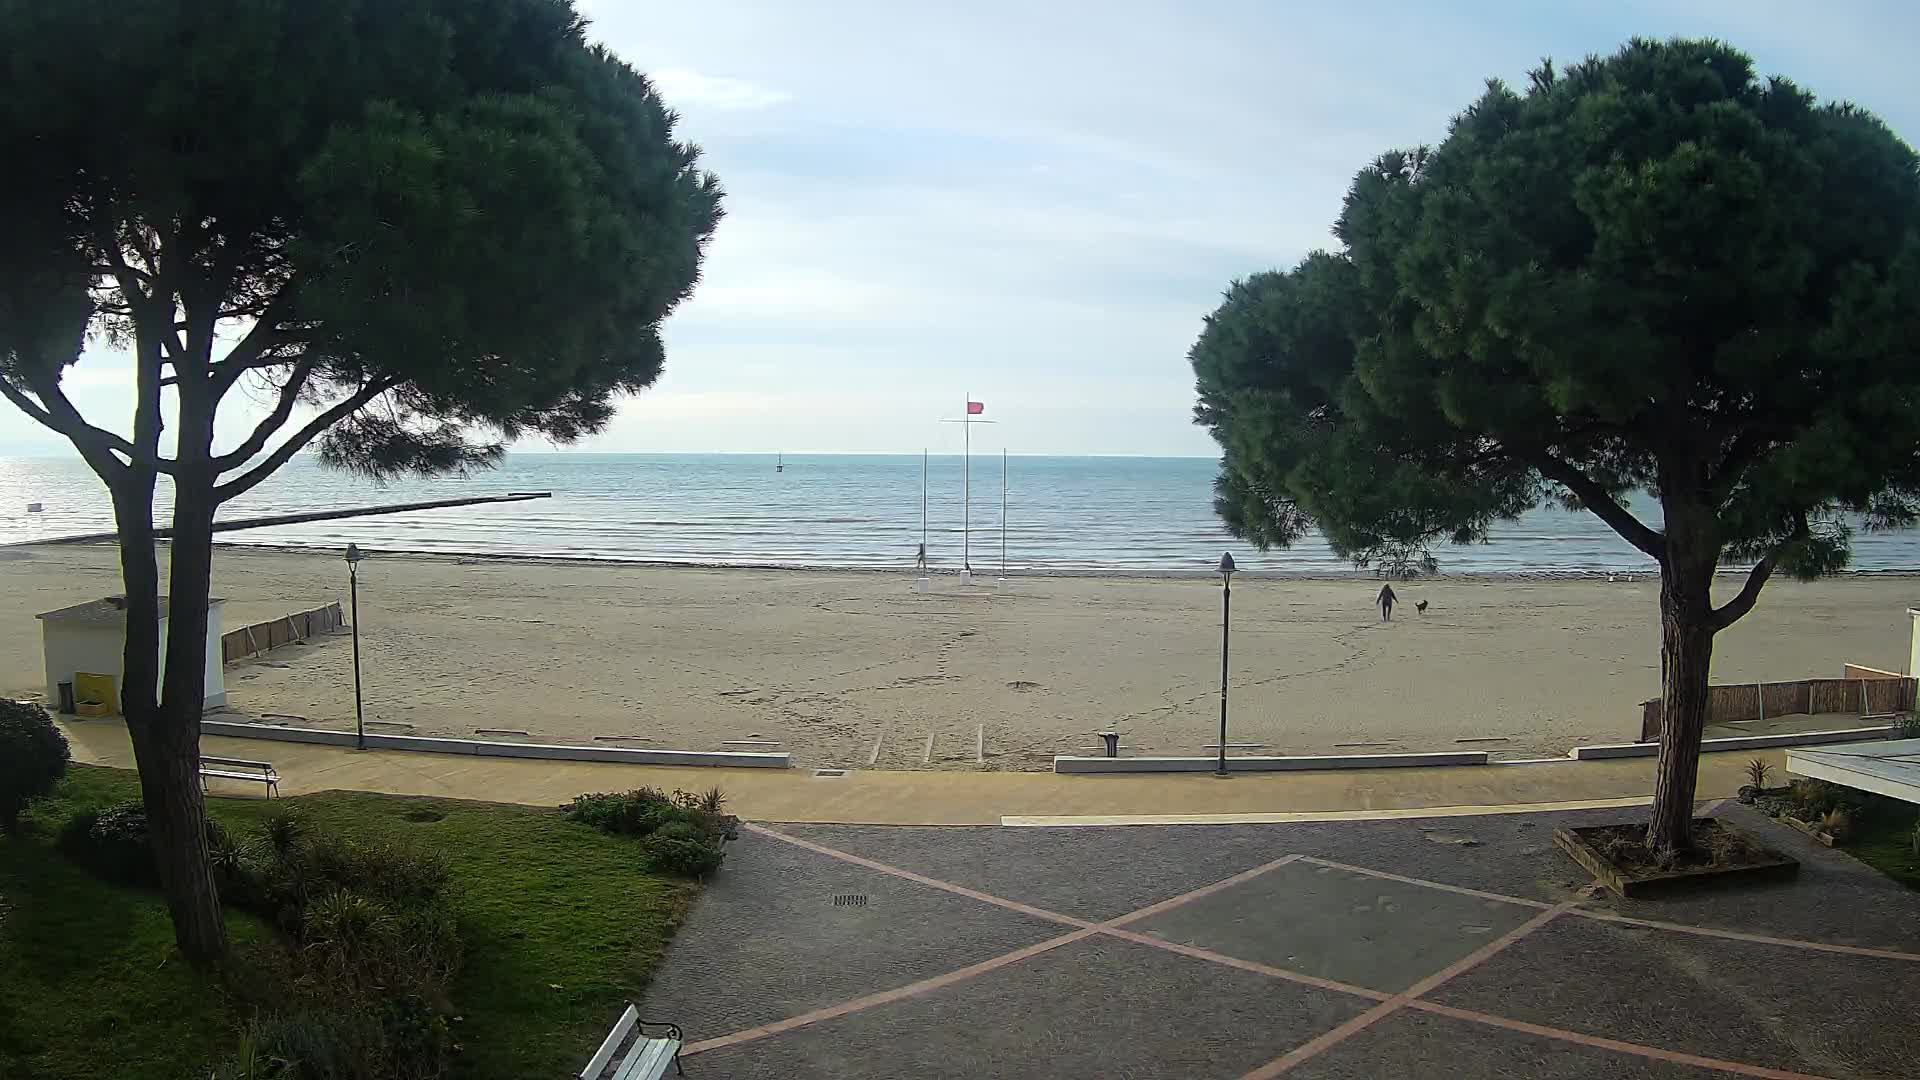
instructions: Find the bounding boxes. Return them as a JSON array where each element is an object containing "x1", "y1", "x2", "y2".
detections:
[{"x1": 1377, "y1": 582, "x2": 1396, "y2": 621}]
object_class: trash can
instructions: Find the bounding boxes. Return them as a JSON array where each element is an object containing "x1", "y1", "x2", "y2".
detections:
[{"x1": 57, "y1": 681, "x2": 75, "y2": 714}]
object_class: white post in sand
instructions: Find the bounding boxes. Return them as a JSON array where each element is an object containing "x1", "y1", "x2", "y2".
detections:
[{"x1": 915, "y1": 448, "x2": 930, "y2": 593}]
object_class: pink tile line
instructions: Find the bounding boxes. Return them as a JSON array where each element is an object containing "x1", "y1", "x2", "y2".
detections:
[
  {"x1": 738, "y1": 821, "x2": 1094, "y2": 930},
  {"x1": 1406, "y1": 1002, "x2": 1832, "y2": 1080},
  {"x1": 1293, "y1": 856, "x2": 1557, "y2": 910},
  {"x1": 1296, "y1": 855, "x2": 1920, "y2": 963},
  {"x1": 1240, "y1": 901, "x2": 1578, "y2": 1078}
]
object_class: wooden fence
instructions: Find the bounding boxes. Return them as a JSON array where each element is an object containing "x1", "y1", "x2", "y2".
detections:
[
  {"x1": 222, "y1": 602, "x2": 345, "y2": 663},
  {"x1": 1639, "y1": 670, "x2": 1916, "y2": 742}
]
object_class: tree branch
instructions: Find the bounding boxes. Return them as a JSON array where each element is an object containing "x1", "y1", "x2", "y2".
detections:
[
  {"x1": 0, "y1": 373, "x2": 171, "y2": 474},
  {"x1": 1708, "y1": 430, "x2": 1766, "y2": 500},
  {"x1": 1708, "y1": 510, "x2": 1811, "y2": 631},
  {"x1": 1532, "y1": 453, "x2": 1667, "y2": 560},
  {"x1": 212, "y1": 356, "x2": 318, "y2": 470},
  {"x1": 1709, "y1": 552, "x2": 1778, "y2": 632},
  {"x1": 213, "y1": 376, "x2": 401, "y2": 502}
]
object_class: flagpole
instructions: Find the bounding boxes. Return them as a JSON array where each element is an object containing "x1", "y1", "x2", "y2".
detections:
[
  {"x1": 963, "y1": 393, "x2": 971, "y2": 576},
  {"x1": 1000, "y1": 448, "x2": 1008, "y2": 578}
]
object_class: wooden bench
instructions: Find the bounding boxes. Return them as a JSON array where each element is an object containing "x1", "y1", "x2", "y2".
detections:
[
  {"x1": 198, "y1": 756, "x2": 280, "y2": 799},
  {"x1": 579, "y1": 1003, "x2": 682, "y2": 1079}
]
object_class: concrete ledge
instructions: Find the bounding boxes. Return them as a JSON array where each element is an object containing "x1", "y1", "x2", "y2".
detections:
[
  {"x1": 1053, "y1": 751, "x2": 1489, "y2": 774},
  {"x1": 199, "y1": 720, "x2": 791, "y2": 768},
  {"x1": 1570, "y1": 725, "x2": 1897, "y2": 760}
]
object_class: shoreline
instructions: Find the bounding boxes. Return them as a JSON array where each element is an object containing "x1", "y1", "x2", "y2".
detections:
[{"x1": 15, "y1": 537, "x2": 1920, "y2": 583}]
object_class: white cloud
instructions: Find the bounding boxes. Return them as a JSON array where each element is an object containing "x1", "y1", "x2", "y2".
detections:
[{"x1": 649, "y1": 69, "x2": 790, "y2": 111}]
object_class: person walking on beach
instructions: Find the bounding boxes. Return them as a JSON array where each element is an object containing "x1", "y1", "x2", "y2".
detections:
[
  {"x1": 915, "y1": 542, "x2": 927, "y2": 573},
  {"x1": 1377, "y1": 582, "x2": 1396, "y2": 621}
]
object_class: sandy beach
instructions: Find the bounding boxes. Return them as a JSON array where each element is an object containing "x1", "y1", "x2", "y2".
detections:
[{"x1": 3, "y1": 542, "x2": 1912, "y2": 771}]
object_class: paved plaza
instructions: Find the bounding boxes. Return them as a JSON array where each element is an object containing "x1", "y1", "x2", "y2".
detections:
[{"x1": 643, "y1": 803, "x2": 1920, "y2": 1078}]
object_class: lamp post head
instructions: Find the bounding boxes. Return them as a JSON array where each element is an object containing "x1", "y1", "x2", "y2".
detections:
[
  {"x1": 345, "y1": 543, "x2": 365, "y2": 565},
  {"x1": 1217, "y1": 551, "x2": 1236, "y2": 578}
]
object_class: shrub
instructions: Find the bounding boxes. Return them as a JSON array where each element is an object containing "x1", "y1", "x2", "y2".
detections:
[
  {"x1": 264, "y1": 810, "x2": 305, "y2": 857},
  {"x1": 1744, "y1": 758, "x2": 1772, "y2": 790},
  {"x1": 1818, "y1": 807, "x2": 1851, "y2": 841},
  {"x1": 640, "y1": 824, "x2": 725, "y2": 877},
  {"x1": 56, "y1": 805, "x2": 102, "y2": 855},
  {"x1": 0, "y1": 698, "x2": 70, "y2": 832},
  {"x1": 1787, "y1": 778, "x2": 1833, "y2": 817},
  {"x1": 60, "y1": 800, "x2": 157, "y2": 884},
  {"x1": 264, "y1": 831, "x2": 449, "y2": 916},
  {"x1": 565, "y1": 788, "x2": 681, "y2": 836}
]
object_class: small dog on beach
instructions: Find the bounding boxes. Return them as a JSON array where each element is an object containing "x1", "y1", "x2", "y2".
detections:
[{"x1": 1415, "y1": 600, "x2": 1429, "y2": 614}]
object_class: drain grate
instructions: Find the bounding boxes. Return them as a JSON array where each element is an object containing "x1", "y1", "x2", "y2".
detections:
[
  {"x1": 813, "y1": 768, "x2": 848, "y2": 778},
  {"x1": 832, "y1": 894, "x2": 869, "y2": 908}
]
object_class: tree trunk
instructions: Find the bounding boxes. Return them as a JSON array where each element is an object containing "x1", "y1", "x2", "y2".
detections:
[
  {"x1": 111, "y1": 468, "x2": 228, "y2": 965},
  {"x1": 155, "y1": 383, "x2": 228, "y2": 965},
  {"x1": 1646, "y1": 506, "x2": 1719, "y2": 856}
]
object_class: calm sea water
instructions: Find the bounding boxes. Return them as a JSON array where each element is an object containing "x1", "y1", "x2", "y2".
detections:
[{"x1": 4, "y1": 453, "x2": 1919, "y2": 574}]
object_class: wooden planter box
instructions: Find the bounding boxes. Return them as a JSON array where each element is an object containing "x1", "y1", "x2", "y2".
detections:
[
  {"x1": 1778, "y1": 815, "x2": 1839, "y2": 847},
  {"x1": 1554, "y1": 821, "x2": 1800, "y2": 898}
]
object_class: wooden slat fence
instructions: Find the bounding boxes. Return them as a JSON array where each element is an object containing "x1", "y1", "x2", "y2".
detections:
[
  {"x1": 1639, "y1": 672, "x2": 1915, "y2": 742},
  {"x1": 222, "y1": 602, "x2": 345, "y2": 663}
]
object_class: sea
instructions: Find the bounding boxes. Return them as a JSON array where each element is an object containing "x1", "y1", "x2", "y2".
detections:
[{"x1": 5, "y1": 452, "x2": 1920, "y2": 575}]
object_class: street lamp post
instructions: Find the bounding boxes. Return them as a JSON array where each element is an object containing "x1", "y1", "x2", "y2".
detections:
[
  {"x1": 1216, "y1": 551, "x2": 1235, "y2": 778},
  {"x1": 345, "y1": 543, "x2": 366, "y2": 750}
]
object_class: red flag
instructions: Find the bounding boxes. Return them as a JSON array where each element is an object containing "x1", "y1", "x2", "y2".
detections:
[{"x1": 967, "y1": 401, "x2": 985, "y2": 415}]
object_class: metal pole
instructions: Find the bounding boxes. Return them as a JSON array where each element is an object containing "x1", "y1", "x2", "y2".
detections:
[
  {"x1": 963, "y1": 395, "x2": 970, "y2": 571},
  {"x1": 921, "y1": 448, "x2": 928, "y2": 557},
  {"x1": 350, "y1": 563, "x2": 365, "y2": 750},
  {"x1": 1001, "y1": 449, "x2": 1008, "y2": 575},
  {"x1": 1217, "y1": 576, "x2": 1230, "y2": 777}
]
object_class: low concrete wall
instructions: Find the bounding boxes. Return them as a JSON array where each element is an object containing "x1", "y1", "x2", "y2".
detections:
[
  {"x1": 199, "y1": 720, "x2": 790, "y2": 768},
  {"x1": 1054, "y1": 750, "x2": 1489, "y2": 774},
  {"x1": 1572, "y1": 725, "x2": 1897, "y2": 760}
]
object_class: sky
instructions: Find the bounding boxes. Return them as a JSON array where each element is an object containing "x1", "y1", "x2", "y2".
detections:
[{"x1": 6, "y1": 0, "x2": 1919, "y2": 459}]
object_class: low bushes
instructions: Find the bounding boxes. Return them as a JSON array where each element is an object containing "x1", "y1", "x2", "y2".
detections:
[
  {"x1": 0, "y1": 698, "x2": 69, "y2": 832},
  {"x1": 56, "y1": 802, "x2": 462, "y2": 1079},
  {"x1": 565, "y1": 787, "x2": 734, "y2": 875}
]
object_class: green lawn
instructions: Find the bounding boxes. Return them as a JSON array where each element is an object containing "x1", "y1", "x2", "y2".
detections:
[
  {"x1": 0, "y1": 766, "x2": 700, "y2": 1080},
  {"x1": 1842, "y1": 799, "x2": 1920, "y2": 891}
]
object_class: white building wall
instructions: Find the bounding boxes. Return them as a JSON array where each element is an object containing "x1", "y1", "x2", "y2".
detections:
[
  {"x1": 41, "y1": 603, "x2": 227, "y2": 712},
  {"x1": 42, "y1": 623, "x2": 127, "y2": 709},
  {"x1": 202, "y1": 600, "x2": 227, "y2": 708}
]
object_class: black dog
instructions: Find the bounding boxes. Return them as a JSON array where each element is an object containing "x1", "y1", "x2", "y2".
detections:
[{"x1": 1415, "y1": 600, "x2": 1429, "y2": 614}]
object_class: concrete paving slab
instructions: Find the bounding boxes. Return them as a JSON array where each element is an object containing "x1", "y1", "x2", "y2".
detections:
[
  {"x1": 777, "y1": 822, "x2": 1297, "y2": 921},
  {"x1": 638, "y1": 831, "x2": 1065, "y2": 1040},
  {"x1": 1290, "y1": 1008, "x2": 1731, "y2": 1079},
  {"x1": 1129, "y1": 859, "x2": 1537, "y2": 993},
  {"x1": 1431, "y1": 916, "x2": 1920, "y2": 1079},
  {"x1": 683, "y1": 934, "x2": 1370, "y2": 1079}
]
